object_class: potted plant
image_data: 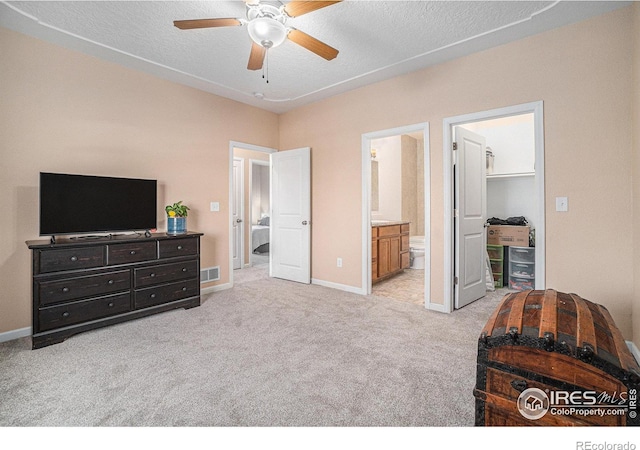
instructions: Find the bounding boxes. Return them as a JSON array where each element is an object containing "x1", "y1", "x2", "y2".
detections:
[{"x1": 165, "y1": 201, "x2": 190, "y2": 235}]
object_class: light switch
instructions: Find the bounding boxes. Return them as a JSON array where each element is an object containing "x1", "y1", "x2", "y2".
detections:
[
  {"x1": 210, "y1": 202, "x2": 220, "y2": 212},
  {"x1": 556, "y1": 197, "x2": 568, "y2": 212}
]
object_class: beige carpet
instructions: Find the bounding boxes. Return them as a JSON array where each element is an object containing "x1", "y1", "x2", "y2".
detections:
[{"x1": 0, "y1": 272, "x2": 508, "y2": 427}]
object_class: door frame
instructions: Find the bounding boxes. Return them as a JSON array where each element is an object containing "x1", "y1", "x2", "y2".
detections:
[
  {"x1": 361, "y1": 122, "x2": 431, "y2": 306},
  {"x1": 443, "y1": 101, "x2": 545, "y2": 313},
  {"x1": 249, "y1": 159, "x2": 270, "y2": 267},
  {"x1": 232, "y1": 157, "x2": 245, "y2": 270},
  {"x1": 229, "y1": 141, "x2": 277, "y2": 287}
]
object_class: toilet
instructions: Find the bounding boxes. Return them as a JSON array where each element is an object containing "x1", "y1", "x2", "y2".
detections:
[{"x1": 409, "y1": 236, "x2": 425, "y2": 270}]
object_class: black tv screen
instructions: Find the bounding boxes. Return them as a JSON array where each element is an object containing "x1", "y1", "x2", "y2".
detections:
[{"x1": 39, "y1": 172, "x2": 157, "y2": 236}]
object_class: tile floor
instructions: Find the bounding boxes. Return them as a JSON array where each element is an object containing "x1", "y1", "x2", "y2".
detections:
[
  {"x1": 372, "y1": 269, "x2": 514, "y2": 306},
  {"x1": 372, "y1": 269, "x2": 425, "y2": 305}
]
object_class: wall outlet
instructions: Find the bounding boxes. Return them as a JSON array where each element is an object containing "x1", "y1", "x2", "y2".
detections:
[
  {"x1": 337, "y1": 257, "x2": 343, "y2": 268},
  {"x1": 210, "y1": 202, "x2": 220, "y2": 212}
]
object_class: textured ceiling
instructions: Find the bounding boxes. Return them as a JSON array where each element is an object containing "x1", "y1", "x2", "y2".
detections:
[{"x1": 0, "y1": 1, "x2": 630, "y2": 113}]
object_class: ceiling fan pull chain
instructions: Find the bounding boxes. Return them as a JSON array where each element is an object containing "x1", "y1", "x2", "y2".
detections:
[{"x1": 263, "y1": 48, "x2": 269, "y2": 84}]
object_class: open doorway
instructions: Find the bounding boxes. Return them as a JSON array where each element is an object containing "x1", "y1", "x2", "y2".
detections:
[
  {"x1": 361, "y1": 123, "x2": 430, "y2": 307},
  {"x1": 229, "y1": 141, "x2": 276, "y2": 286},
  {"x1": 443, "y1": 102, "x2": 546, "y2": 312},
  {"x1": 250, "y1": 160, "x2": 270, "y2": 268}
]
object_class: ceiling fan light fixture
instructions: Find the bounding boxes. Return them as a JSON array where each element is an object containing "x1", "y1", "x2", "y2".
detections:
[{"x1": 248, "y1": 17, "x2": 287, "y2": 49}]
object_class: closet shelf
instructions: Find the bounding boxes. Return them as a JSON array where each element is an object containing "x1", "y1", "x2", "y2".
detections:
[{"x1": 487, "y1": 172, "x2": 535, "y2": 179}]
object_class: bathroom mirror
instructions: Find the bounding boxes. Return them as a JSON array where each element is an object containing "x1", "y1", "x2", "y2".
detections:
[{"x1": 371, "y1": 160, "x2": 379, "y2": 211}]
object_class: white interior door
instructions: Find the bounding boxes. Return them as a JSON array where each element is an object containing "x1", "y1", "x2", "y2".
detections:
[
  {"x1": 270, "y1": 148, "x2": 311, "y2": 283},
  {"x1": 232, "y1": 158, "x2": 244, "y2": 270},
  {"x1": 455, "y1": 127, "x2": 487, "y2": 308}
]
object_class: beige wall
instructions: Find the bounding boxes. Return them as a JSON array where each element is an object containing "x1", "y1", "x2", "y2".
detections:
[
  {"x1": 2, "y1": 6, "x2": 639, "y2": 344},
  {"x1": 633, "y1": 3, "x2": 640, "y2": 350},
  {"x1": 279, "y1": 7, "x2": 636, "y2": 338},
  {"x1": 0, "y1": 27, "x2": 279, "y2": 334}
]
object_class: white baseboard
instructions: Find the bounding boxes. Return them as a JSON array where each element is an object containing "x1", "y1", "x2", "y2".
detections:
[
  {"x1": 425, "y1": 301, "x2": 449, "y2": 313},
  {"x1": 627, "y1": 340, "x2": 640, "y2": 365},
  {"x1": 0, "y1": 327, "x2": 31, "y2": 344},
  {"x1": 202, "y1": 283, "x2": 232, "y2": 295},
  {"x1": 311, "y1": 278, "x2": 366, "y2": 295}
]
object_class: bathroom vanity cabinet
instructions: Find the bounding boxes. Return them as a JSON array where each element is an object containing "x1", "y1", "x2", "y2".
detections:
[{"x1": 372, "y1": 222, "x2": 410, "y2": 283}]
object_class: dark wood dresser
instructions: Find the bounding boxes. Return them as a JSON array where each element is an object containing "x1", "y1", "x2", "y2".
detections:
[{"x1": 26, "y1": 232, "x2": 203, "y2": 349}]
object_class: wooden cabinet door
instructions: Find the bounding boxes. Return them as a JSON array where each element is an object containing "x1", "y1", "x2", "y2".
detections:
[
  {"x1": 401, "y1": 252, "x2": 410, "y2": 269},
  {"x1": 372, "y1": 239, "x2": 379, "y2": 281},
  {"x1": 378, "y1": 237, "x2": 390, "y2": 278},
  {"x1": 389, "y1": 236, "x2": 400, "y2": 273}
]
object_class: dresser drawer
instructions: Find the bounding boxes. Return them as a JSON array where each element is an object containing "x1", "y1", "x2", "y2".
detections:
[
  {"x1": 159, "y1": 237, "x2": 198, "y2": 259},
  {"x1": 38, "y1": 270, "x2": 130, "y2": 306},
  {"x1": 38, "y1": 247, "x2": 104, "y2": 274},
  {"x1": 509, "y1": 246, "x2": 535, "y2": 264},
  {"x1": 38, "y1": 292, "x2": 130, "y2": 332},
  {"x1": 135, "y1": 260, "x2": 198, "y2": 288},
  {"x1": 107, "y1": 241, "x2": 157, "y2": 265},
  {"x1": 134, "y1": 279, "x2": 199, "y2": 309}
]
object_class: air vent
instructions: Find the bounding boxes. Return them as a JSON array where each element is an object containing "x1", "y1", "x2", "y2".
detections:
[{"x1": 201, "y1": 266, "x2": 220, "y2": 283}]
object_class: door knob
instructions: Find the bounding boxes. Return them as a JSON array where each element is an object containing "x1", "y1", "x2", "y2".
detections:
[
  {"x1": 236, "y1": 218, "x2": 242, "y2": 223},
  {"x1": 302, "y1": 220, "x2": 308, "y2": 225}
]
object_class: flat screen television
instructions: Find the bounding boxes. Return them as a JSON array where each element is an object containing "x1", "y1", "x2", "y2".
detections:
[{"x1": 39, "y1": 172, "x2": 157, "y2": 236}]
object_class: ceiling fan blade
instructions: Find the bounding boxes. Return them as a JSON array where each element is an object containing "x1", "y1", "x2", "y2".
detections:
[
  {"x1": 173, "y1": 18, "x2": 242, "y2": 30},
  {"x1": 247, "y1": 42, "x2": 266, "y2": 70},
  {"x1": 288, "y1": 29, "x2": 338, "y2": 61},
  {"x1": 284, "y1": 1, "x2": 341, "y2": 17}
]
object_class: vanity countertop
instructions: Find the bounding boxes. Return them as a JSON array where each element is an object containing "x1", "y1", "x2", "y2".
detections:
[{"x1": 371, "y1": 220, "x2": 410, "y2": 227}]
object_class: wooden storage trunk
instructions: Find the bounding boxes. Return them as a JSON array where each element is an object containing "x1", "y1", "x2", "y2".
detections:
[{"x1": 474, "y1": 289, "x2": 640, "y2": 426}]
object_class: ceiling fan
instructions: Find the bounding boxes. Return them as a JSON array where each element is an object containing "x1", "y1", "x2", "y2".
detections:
[{"x1": 174, "y1": 1, "x2": 341, "y2": 71}]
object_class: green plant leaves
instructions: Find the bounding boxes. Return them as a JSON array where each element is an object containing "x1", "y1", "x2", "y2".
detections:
[{"x1": 165, "y1": 201, "x2": 190, "y2": 217}]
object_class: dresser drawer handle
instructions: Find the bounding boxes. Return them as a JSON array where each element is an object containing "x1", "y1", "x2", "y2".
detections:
[
  {"x1": 150, "y1": 293, "x2": 156, "y2": 299},
  {"x1": 130, "y1": 250, "x2": 136, "y2": 255},
  {"x1": 62, "y1": 312, "x2": 70, "y2": 318},
  {"x1": 182, "y1": 268, "x2": 188, "y2": 272},
  {"x1": 62, "y1": 287, "x2": 70, "y2": 293},
  {"x1": 177, "y1": 245, "x2": 183, "y2": 250},
  {"x1": 150, "y1": 273, "x2": 155, "y2": 277},
  {"x1": 108, "y1": 280, "x2": 114, "y2": 285},
  {"x1": 108, "y1": 302, "x2": 114, "y2": 308},
  {"x1": 182, "y1": 287, "x2": 187, "y2": 292},
  {"x1": 70, "y1": 256, "x2": 78, "y2": 262}
]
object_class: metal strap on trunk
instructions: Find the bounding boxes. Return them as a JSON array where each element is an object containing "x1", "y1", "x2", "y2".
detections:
[{"x1": 481, "y1": 292, "x2": 515, "y2": 337}]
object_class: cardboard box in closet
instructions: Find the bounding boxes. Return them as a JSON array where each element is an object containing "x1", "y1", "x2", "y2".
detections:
[{"x1": 486, "y1": 225, "x2": 530, "y2": 246}]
